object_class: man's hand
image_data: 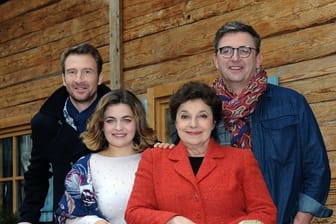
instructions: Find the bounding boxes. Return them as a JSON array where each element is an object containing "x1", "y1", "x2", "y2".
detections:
[
  {"x1": 293, "y1": 211, "x2": 313, "y2": 224},
  {"x1": 154, "y1": 142, "x2": 175, "y2": 149}
]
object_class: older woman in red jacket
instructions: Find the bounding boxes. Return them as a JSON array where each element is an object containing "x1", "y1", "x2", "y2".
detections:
[{"x1": 126, "y1": 81, "x2": 277, "y2": 224}]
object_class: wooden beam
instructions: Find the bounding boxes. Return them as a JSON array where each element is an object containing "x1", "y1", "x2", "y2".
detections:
[{"x1": 109, "y1": 0, "x2": 122, "y2": 89}]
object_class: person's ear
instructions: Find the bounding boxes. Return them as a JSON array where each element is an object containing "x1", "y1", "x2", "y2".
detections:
[
  {"x1": 62, "y1": 73, "x2": 66, "y2": 86},
  {"x1": 256, "y1": 53, "x2": 263, "y2": 69},
  {"x1": 98, "y1": 72, "x2": 104, "y2": 85},
  {"x1": 212, "y1": 53, "x2": 220, "y2": 70}
]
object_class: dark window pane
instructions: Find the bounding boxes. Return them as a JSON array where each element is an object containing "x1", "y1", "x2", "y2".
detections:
[
  {"x1": 17, "y1": 135, "x2": 32, "y2": 176},
  {"x1": 0, "y1": 138, "x2": 13, "y2": 178},
  {"x1": 16, "y1": 180, "x2": 25, "y2": 210},
  {"x1": 0, "y1": 181, "x2": 12, "y2": 213},
  {"x1": 165, "y1": 108, "x2": 178, "y2": 144}
]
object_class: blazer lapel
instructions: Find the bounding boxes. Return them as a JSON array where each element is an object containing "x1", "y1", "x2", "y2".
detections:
[
  {"x1": 196, "y1": 157, "x2": 216, "y2": 183},
  {"x1": 169, "y1": 142, "x2": 197, "y2": 184},
  {"x1": 169, "y1": 139, "x2": 224, "y2": 184},
  {"x1": 196, "y1": 139, "x2": 222, "y2": 182}
]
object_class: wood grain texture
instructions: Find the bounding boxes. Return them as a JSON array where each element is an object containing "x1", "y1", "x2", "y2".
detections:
[{"x1": 0, "y1": 1, "x2": 335, "y2": 221}]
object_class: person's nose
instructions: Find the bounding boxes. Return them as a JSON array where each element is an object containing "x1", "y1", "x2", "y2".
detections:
[
  {"x1": 115, "y1": 120, "x2": 122, "y2": 130},
  {"x1": 231, "y1": 49, "x2": 240, "y2": 61},
  {"x1": 73, "y1": 71, "x2": 86, "y2": 81},
  {"x1": 190, "y1": 117, "x2": 197, "y2": 128}
]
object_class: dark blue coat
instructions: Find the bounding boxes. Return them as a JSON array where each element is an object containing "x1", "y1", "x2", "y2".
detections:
[{"x1": 19, "y1": 84, "x2": 110, "y2": 223}]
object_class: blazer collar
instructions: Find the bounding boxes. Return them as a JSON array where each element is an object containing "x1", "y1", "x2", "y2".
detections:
[{"x1": 168, "y1": 138, "x2": 225, "y2": 183}]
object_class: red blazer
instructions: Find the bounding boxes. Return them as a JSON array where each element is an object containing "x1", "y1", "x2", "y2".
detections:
[{"x1": 126, "y1": 138, "x2": 277, "y2": 224}]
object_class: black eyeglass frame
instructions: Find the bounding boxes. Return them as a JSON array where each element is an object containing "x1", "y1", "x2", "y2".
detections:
[{"x1": 216, "y1": 46, "x2": 258, "y2": 58}]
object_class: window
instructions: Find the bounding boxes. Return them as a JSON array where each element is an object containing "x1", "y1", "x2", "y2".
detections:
[
  {"x1": 0, "y1": 126, "x2": 53, "y2": 222},
  {"x1": 0, "y1": 127, "x2": 31, "y2": 215}
]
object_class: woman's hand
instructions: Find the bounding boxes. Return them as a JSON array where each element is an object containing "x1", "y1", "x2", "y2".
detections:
[
  {"x1": 238, "y1": 220, "x2": 263, "y2": 224},
  {"x1": 95, "y1": 220, "x2": 110, "y2": 224},
  {"x1": 167, "y1": 215, "x2": 196, "y2": 224}
]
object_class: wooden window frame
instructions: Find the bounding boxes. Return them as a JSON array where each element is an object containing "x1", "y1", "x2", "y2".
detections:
[{"x1": 0, "y1": 124, "x2": 31, "y2": 213}]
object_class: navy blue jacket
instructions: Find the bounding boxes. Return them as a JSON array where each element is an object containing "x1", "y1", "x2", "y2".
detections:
[
  {"x1": 217, "y1": 84, "x2": 332, "y2": 223},
  {"x1": 19, "y1": 84, "x2": 110, "y2": 223}
]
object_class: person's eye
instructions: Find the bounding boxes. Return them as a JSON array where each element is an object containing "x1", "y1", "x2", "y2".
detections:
[
  {"x1": 66, "y1": 70, "x2": 77, "y2": 75},
  {"x1": 180, "y1": 114, "x2": 189, "y2": 119},
  {"x1": 220, "y1": 47, "x2": 232, "y2": 55},
  {"x1": 83, "y1": 69, "x2": 93, "y2": 75},
  {"x1": 239, "y1": 47, "x2": 250, "y2": 54},
  {"x1": 123, "y1": 118, "x2": 132, "y2": 123},
  {"x1": 199, "y1": 114, "x2": 208, "y2": 119},
  {"x1": 105, "y1": 118, "x2": 116, "y2": 123}
]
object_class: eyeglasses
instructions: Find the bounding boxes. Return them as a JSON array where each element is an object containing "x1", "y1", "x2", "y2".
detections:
[{"x1": 217, "y1": 46, "x2": 257, "y2": 58}]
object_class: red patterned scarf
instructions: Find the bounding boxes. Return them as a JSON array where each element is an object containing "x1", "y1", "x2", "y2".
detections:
[{"x1": 212, "y1": 69, "x2": 268, "y2": 149}]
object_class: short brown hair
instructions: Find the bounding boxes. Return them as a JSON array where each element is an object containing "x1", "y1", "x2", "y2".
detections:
[
  {"x1": 169, "y1": 81, "x2": 222, "y2": 143},
  {"x1": 61, "y1": 43, "x2": 103, "y2": 75}
]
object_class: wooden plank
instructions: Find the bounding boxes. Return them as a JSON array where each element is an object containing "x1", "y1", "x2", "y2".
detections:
[
  {"x1": 0, "y1": 63, "x2": 111, "y2": 108},
  {"x1": 262, "y1": 23, "x2": 336, "y2": 68},
  {"x1": 123, "y1": 0, "x2": 256, "y2": 41},
  {"x1": 311, "y1": 101, "x2": 336, "y2": 125},
  {"x1": 1, "y1": 76, "x2": 62, "y2": 109},
  {"x1": 123, "y1": 21, "x2": 335, "y2": 69},
  {"x1": 0, "y1": 125, "x2": 31, "y2": 138},
  {"x1": 0, "y1": 77, "x2": 111, "y2": 130},
  {"x1": 110, "y1": 0, "x2": 121, "y2": 89},
  {"x1": 0, "y1": 0, "x2": 108, "y2": 43},
  {"x1": 0, "y1": 100, "x2": 44, "y2": 130},
  {"x1": 0, "y1": 0, "x2": 58, "y2": 21},
  {"x1": 124, "y1": 50, "x2": 335, "y2": 96},
  {"x1": 321, "y1": 126, "x2": 336, "y2": 152},
  {"x1": 0, "y1": 58, "x2": 59, "y2": 89},
  {"x1": 123, "y1": 0, "x2": 336, "y2": 68},
  {"x1": 124, "y1": 0, "x2": 183, "y2": 19},
  {"x1": 327, "y1": 178, "x2": 336, "y2": 204},
  {"x1": 123, "y1": 0, "x2": 335, "y2": 41},
  {"x1": 0, "y1": 42, "x2": 110, "y2": 89},
  {"x1": 268, "y1": 55, "x2": 336, "y2": 83},
  {"x1": 281, "y1": 73, "x2": 336, "y2": 104},
  {"x1": 0, "y1": 11, "x2": 109, "y2": 59},
  {"x1": 124, "y1": 50, "x2": 217, "y2": 94},
  {"x1": 0, "y1": 11, "x2": 109, "y2": 76}
]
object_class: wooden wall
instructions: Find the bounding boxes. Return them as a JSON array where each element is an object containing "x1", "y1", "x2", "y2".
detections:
[
  {"x1": 0, "y1": 0, "x2": 110, "y2": 131},
  {"x1": 121, "y1": 1, "x2": 336, "y2": 222},
  {"x1": 0, "y1": 0, "x2": 335, "y2": 223}
]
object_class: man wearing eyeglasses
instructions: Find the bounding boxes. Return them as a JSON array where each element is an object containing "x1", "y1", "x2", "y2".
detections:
[{"x1": 212, "y1": 21, "x2": 332, "y2": 223}]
